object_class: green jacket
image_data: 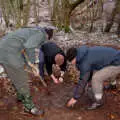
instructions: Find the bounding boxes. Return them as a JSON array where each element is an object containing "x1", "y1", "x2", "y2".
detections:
[{"x1": 0, "y1": 27, "x2": 47, "y2": 68}]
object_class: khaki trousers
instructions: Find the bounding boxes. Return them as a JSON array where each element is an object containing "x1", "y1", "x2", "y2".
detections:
[{"x1": 91, "y1": 66, "x2": 120, "y2": 100}]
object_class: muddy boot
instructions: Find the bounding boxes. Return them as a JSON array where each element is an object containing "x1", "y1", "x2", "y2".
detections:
[
  {"x1": 23, "y1": 96, "x2": 44, "y2": 116},
  {"x1": 87, "y1": 99, "x2": 103, "y2": 110},
  {"x1": 104, "y1": 22, "x2": 113, "y2": 32},
  {"x1": 24, "y1": 106, "x2": 44, "y2": 116},
  {"x1": 17, "y1": 93, "x2": 44, "y2": 116},
  {"x1": 23, "y1": 97, "x2": 44, "y2": 116},
  {"x1": 29, "y1": 107, "x2": 44, "y2": 116}
]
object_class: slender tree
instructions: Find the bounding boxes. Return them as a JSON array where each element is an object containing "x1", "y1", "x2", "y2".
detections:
[
  {"x1": 49, "y1": 0, "x2": 85, "y2": 32},
  {"x1": 0, "y1": 0, "x2": 30, "y2": 28}
]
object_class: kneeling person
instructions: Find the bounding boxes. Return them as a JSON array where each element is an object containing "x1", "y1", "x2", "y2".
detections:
[{"x1": 39, "y1": 42, "x2": 66, "y2": 84}]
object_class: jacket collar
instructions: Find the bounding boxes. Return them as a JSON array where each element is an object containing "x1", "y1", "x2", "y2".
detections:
[{"x1": 76, "y1": 46, "x2": 88, "y2": 65}]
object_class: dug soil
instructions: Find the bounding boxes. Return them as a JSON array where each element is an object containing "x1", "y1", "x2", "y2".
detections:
[{"x1": 0, "y1": 72, "x2": 120, "y2": 120}]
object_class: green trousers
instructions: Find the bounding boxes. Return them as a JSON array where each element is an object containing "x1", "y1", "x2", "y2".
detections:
[{"x1": 4, "y1": 64, "x2": 35, "y2": 110}]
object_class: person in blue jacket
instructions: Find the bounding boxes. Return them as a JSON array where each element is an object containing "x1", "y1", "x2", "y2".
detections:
[
  {"x1": 66, "y1": 45, "x2": 120, "y2": 110},
  {"x1": 39, "y1": 42, "x2": 66, "y2": 83}
]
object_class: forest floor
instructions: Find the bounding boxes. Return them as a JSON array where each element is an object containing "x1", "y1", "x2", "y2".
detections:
[{"x1": 0, "y1": 74, "x2": 120, "y2": 120}]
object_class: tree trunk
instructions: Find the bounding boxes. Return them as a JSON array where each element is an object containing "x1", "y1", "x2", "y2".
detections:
[{"x1": 50, "y1": 0, "x2": 85, "y2": 32}]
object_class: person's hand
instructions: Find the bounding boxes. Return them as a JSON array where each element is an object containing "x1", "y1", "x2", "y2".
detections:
[
  {"x1": 60, "y1": 71, "x2": 64, "y2": 77},
  {"x1": 51, "y1": 74, "x2": 59, "y2": 84},
  {"x1": 53, "y1": 77, "x2": 59, "y2": 84},
  {"x1": 66, "y1": 98, "x2": 77, "y2": 108},
  {"x1": 59, "y1": 77, "x2": 64, "y2": 83},
  {"x1": 32, "y1": 65, "x2": 39, "y2": 77},
  {"x1": 33, "y1": 69, "x2": 39, "y2": 76}
]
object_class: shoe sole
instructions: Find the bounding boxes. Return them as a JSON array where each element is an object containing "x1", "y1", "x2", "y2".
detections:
[{"x1": 86, "y1": 104, "x2": 103, "y2": 110}]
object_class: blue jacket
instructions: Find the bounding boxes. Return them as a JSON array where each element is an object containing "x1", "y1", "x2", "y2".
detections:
[{"x1": 74, "y1": 45, "x2": 120, "y2": 99}]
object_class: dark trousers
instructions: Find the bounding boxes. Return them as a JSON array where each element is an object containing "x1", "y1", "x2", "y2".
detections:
[{"x1": 39, "y1": 49, "x2": 44, "y2": 78}]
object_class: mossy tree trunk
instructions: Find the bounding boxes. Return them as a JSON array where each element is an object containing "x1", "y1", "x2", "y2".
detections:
[{"x1": 50, "y1": 0, "x2": 85, "y2": 32}]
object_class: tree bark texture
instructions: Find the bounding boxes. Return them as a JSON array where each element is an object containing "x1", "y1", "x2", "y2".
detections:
[{"x1": 50, "y1": 0, "x2": 85, "y2": 32}]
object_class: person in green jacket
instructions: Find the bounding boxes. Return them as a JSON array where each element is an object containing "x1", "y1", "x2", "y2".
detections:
[{"x1": 0, "y1": 26, "x2": 53, "y2": 115}]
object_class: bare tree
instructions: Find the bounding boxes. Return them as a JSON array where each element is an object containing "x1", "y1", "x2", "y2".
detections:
[
  {"x1": 70, "y1": 0, "x2": 103, "y2": 32},
  {"x1": 49, "y1": 0, "x2": 85, "y2": 32},
  {"x1": 104, "y1": 0, "x2": 120, "y2": 35},
  {"x1": 0, "y1": 0, "x2": 32, "y2": 28}
]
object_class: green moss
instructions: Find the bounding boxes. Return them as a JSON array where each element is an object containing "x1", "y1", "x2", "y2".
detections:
[{"x1": 64, "y1": 26, "x2": 70, "y2": 33}]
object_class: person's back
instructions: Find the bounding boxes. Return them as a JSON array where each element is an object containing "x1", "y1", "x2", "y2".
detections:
[
  {"x1": 0, "y1": 27, "x2": 46, "y2": 48},
  {"x1": 86, "y1": 46, "x2": 119, "y2": 69},
  {"x1": 77, "y1": 46, "x2": 120, "y2": 72},
  {"x1": 0, "y1": 27, "x2": 46, "y2": 67},
  {"x1": 41, "y1": 42, "x2": 64, "y2": 58}
]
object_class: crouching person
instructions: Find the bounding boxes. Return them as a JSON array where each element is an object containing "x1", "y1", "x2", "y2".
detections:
[
  {"x1": 39, "y1": 42, "x2": 66, "y2": 84},
  {"x1": 66, "y1": 45, "x2": 120, "y2": 110},
  {"x1": 0, "y1": 27, "x2": 53, "y2": 115}
]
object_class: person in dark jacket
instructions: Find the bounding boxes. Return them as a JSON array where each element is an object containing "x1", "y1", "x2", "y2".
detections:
[
  {"x1": 66, "y1": 45, "x2": 120, "y2": 110},
  {"x1": 0, "y1": 26, "x2": 53, "y2": 115},
  {"x1": 39, "y1": 42, "x2": 66, "y2": 84}
]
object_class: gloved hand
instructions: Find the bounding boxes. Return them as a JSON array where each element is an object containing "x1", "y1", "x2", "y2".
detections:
[{"x1": 51, "y1": 74, "x2": 59, "y2": 84}]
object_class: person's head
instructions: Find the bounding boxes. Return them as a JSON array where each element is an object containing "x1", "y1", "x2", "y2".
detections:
[
  {"x1": 55, "y1": 54, "x2": 64, "y2": 66},
  {"x1": 66, "y1": 47, "x2": 77, "y2": 65},
  {"x1": 44, "y1": 27, "x2": 54, "y2": 40}
]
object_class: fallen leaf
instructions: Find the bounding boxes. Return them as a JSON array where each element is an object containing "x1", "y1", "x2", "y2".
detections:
[
  {"x1": 0, "y1": 101, "x2": 4, "y2": 106},
  {"x1": 77, "y1": 116, "x2": 82, "y2": 120},
  {"x1": 110, "y1": 114, "x2": 115, "y2": 120}
]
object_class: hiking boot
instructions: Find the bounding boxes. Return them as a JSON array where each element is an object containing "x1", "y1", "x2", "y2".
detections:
[
  {"x1": 30, "y1": 107, "x2": 44, "y2": 116},
  {"x1": 25, "y1": 107, "x2": 44, "y2": 116},
  {"x1": 87, "y1": 100, "x2": 103, "y2": 110}
]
